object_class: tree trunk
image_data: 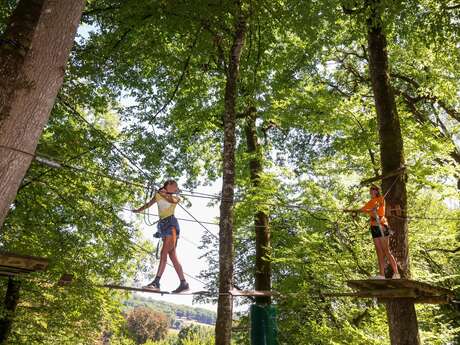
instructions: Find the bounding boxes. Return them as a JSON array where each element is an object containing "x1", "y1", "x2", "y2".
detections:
[
  {"x1": 367, "y1": 2, "x2": 420, "y2": 344},
  {"x1": 0, "y1": 278, "x2": 21, "y2": 344},
  {"x1": 215, "y1": 6, "x2": 247, "y2": 345},
  {"x1": 0, "y1": 0, "x2": 85, "y2": 228},
  {"x1": 244, "y1": 108, "x2": 271, "y2": 305}
]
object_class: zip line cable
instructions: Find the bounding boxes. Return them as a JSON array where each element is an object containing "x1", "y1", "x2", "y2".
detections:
[
  {"x1": 42, "y1": 150, "x2": 460, "y2": 223},
  {"x1": 31, "y1": 150, "x2": 460, "y2": 222},
  {"x1": 11, "y1": 100, "x2": 460, "y2": 225},
  {"x1": 2, "y1": 143, "x2": 460, "y2": 223}
]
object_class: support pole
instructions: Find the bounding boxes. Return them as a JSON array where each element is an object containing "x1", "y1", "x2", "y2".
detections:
[{"x1": 250, "y1": 304, "x2": 278, "y2": 345}]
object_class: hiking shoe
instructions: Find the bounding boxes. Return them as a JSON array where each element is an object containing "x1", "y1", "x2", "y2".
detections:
[
  {"x1": 370, "y1": 275, "x2": 385, "y2": 280},
  {"x1": 143, "y1": 280, "x2": 160, "y2": 291},
  {"x1": 172, "y1": 281, "x2": 189, "y2": 294},
  {"x1": 392, "y1": 273, "x2": 401, "y2": 279}
]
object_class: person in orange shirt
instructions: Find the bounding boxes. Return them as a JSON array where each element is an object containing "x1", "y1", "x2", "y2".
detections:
[{"x1": 346, "y1": 185, "x2": 400, "y2": 279}]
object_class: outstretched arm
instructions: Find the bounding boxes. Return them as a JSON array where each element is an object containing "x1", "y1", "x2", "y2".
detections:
[
  {"x1": 358, "y1": 199, "x2": 376, "y2": 213},
  {"x1": 132, "y1": 196, "x2": 157, "y2": 213}
]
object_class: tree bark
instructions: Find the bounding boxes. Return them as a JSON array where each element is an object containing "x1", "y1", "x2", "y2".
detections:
[
  {"x1": 0, "y1": 0, "x2": 85, "y2": 228},
  {"x1": 244, "y1": 108, "x2": 271, "y2": 305},
  {"x1": 215, "y1": 5, "x2": 247, "y2": 345},
  {"x1": 366, "y1": 2, "x2": 420, "y2": 344},
  {"x1": 0, "y1": 278, "x2": 21, "y2": 344}
]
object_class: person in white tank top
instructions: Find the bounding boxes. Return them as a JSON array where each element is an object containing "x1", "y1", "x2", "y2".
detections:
[{"x1": 133, "y1": 180, "x2": 189, "y2": 293}]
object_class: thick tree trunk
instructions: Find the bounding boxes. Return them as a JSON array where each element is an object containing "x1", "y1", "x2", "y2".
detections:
[
  {"x1": 244, "y1": 109, "x2": 271, "y2": 305},
  {"x1": 0, "y1": 278, "x2": 21, "y2": 344},
  {"x1": 215, "y1": 6, "x2": 247, "y2": 345},
  {"x1": 367, "y1": 3, "x2": 420, "y2": 345},
  {"x1": 0, "y1": 0, "x2": 85, "y2": 228}
]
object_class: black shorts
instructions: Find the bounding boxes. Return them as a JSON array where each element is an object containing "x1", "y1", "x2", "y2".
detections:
[{"x1": 370, "y1": 225, "x2": 390, "y2": 239}]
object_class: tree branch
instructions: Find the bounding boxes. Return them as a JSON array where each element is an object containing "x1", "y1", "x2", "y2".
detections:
[
  {"x1": 445, "y1": 3, "x2": 460, "y2": 10},
  {"x1": 150, "y1": 27, "x2": 202, "y2": 121},
  {"x1": 82, "y1": 5, "x2": 121, "y2": 17},
  {"x1": 392, "y1": 72, "x2": 460, "y2": 122}
]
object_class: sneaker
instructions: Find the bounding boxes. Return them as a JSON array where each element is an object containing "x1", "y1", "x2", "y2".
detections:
[
  {"x1": 172, "y1": 281, "x2": 190, "y2": 294},
  {"x1": 392, "y1": 273, "x2": 401, "y2": 279},
  {"x1": 370, "y1": 275, "x2": 385, "y2": 280},
  {"x1": 143, "y1": 280, "x2": 160, "y2": 291}
]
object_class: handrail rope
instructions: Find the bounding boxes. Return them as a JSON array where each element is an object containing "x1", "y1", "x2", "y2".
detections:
[{"x1": 177, "y1": 203, "x2": 219, "y2": 240}]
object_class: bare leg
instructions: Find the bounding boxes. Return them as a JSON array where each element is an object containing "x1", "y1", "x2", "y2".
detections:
[
  {"x1": 168, "y1": 228, "x2": 185, "y2": 280},
  {"x1": 156, "y1": 236, "x2": 174, "y2": 278},
  {"x1": 373, "y1": 238, "x2": 385, "y2": 276},
  {"x1": 380, "y1": 236, "x2": 399, "y2": 274},
  {"x1": 169, "y1": 250, "x2": 185, "y2": 280}
]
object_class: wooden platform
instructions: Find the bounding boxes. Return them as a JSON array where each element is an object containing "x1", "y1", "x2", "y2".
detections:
[
  {"x1": 0, "y1": 252, "x2": 48, "y2": 276},
  {"x1": 325, "y1": 279, "x2": 454, "y2": 304}
]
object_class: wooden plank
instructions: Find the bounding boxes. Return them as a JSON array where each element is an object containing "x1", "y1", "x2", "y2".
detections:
[
  {"x1": 323, "y1": 292, "x2": 374, "y2": 298},
  {"x1": 347, "y1": 279, "x2": 454, "y2": 298},
  {"x1": 0, "y1": 270, "x2": 21, "y2": 277},
  {"x1": 404, "y1": 281, "x2": 453, "y2": 296},
  {"x1": 0, "y1": 266, "x2": 33, "y2": 274},
  {"x1": 228, "y1": 289, "x2": 274, "y2": 297},
  {"x1": 346, "y1": 280, "x2": 375, "y2": 290},
  {"x1": 347, "y1": 279, "x2": 389, "y2": 290},
  {"x1": 326, "y1": 288, "x2": 417, "y2": 299},
  {"x1": 325, "y1": 293, "x2": 452, "y2": 304},
  {"x1": 0, "y1": 252, "x2": 48, "y2": 272},
  {"x1": 347, "y1": 279, "x2": 405, "y2": 290},
  {"x1": 345, "y1": 278, "x2": 455, "y2": 306},
  {"x1": 102, "y1": 284, "x2": 170, "y2": 295},
  {"x1": 101, "y1": 284, "x2": 210, "y2": 296},
  {"x1": 378, "y1": 296, "x2": 453, "y2": 304}
]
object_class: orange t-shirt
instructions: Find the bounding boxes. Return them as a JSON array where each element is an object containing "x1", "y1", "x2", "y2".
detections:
[{"x1": 360, "y1": 196, "x2": 388, "y2": 226}]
